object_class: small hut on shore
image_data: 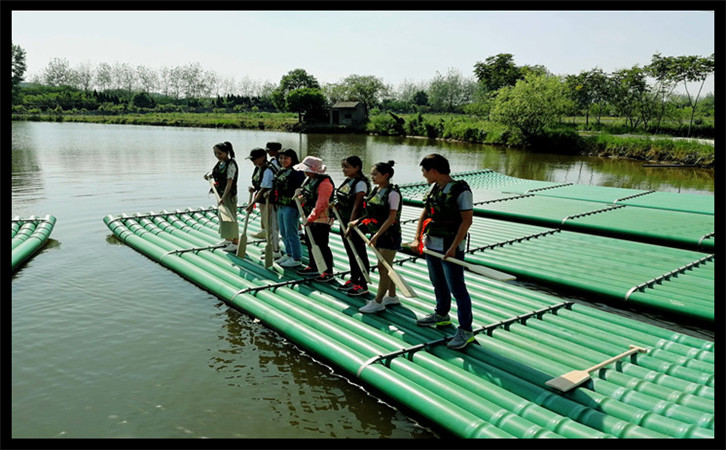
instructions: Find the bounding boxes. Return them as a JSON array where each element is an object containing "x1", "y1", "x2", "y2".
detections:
[{"x1": 329, "y1": 101, "x2": 366, "y2": 126}]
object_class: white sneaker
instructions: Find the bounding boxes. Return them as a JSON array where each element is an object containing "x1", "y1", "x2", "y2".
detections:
[
  {"x1": 279, "y1": 258, "x2": 302, "y2": 268},
  {"x1": 276, "y1": 255, "x2": 291, "y2": 264},
  {"x1": 359, "y1": 300, "x2": 385, "y2": 314},
  {"x1": 223, "y1": 243, "x2": 238, "y2": 252},
  {"x1": 382, "y1": 295, "x2": 400, "y2": 306},
  {"x1": 251, "y1": 230, "x2": 266, "y2": 239}
]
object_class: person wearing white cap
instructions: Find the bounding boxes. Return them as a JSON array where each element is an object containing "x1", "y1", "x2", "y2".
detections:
[{"x1": 294, "y1": 156, "x2": 335, "y2": 282}]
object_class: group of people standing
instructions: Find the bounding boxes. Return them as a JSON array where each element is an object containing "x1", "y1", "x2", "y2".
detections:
[{"x1": 206, "y1": 141, "x2": 476, "y2": 350}]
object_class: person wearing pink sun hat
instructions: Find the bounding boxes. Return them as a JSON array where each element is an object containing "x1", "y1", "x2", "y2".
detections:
[{"x1": 294, "y1": 156, "x2": 336, "y2": 282}]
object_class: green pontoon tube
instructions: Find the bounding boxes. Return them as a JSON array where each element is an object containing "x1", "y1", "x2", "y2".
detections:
[
  {"x1": 398, "y1": 171, "x2": 715, "y2": 252},
  {"x1": 12, "y1": 215, "x2": 57, "y2": 272},
  {"x1": 104, "y1": 206, "x2": 714, "y2": 439},
  {"x1": 393, "y1": 208, "x2": 714, "y2": 323}
]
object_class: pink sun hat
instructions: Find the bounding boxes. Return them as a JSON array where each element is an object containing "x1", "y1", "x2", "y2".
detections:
[{"x1": 294, "y1": 156, "x2": 327, "y2": 174}]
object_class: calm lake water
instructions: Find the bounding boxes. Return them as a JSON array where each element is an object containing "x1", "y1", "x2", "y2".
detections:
[{"x1": 10, "y1": 121, "x2": 715, "y2": 439}]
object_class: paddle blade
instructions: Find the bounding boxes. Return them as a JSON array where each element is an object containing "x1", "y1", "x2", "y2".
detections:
[
  {"x1": 388, "y1": 269, "x2": 417, "y2": 298},
  {"x1": 469, "y1": 265, "x2": 516, "y2": 281},
  {"x1": 265, "y1": 241, "x2": 273, "y2": 268},
  {"x1": 218, "y1": 204, "x2": 236, "y2": 222},
  {"x1": 545, "y1": 370, "x2": 591, "y2": 392},
  {"x1": 312, "y1": 246, "x2": 328, "y2": 275}
]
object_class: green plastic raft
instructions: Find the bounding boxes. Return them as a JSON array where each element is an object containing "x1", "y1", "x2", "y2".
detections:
[
  {"x1": 394, "y1": 208, "x2": 715, "y2": 323},
  {"x1": 399, "y1": 171, "x2": 715, "y2": 252},
  {"x1": 104, "y1": 207, "x2": 714, "y2": 439},
  {"x1": 12, "y1": 215, "x2": 56, "y2": 272}
]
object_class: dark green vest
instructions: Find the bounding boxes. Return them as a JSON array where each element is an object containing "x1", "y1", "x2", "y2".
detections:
[
  {"x1": 362, "y1": 184, "x2": 401, "y2": 236},
  {"x1": 334, "y1": 176, "x2": 370, "y2": 222},
  {"x1": 422, "y1": 180, "x2": 471, "y2": 238},
  {"x1": 272, "y1": 168, "x2": 299, "y2": 207},
  {"x1": 211, "y1": 159, "x2": 238, "y2": 197},
  {"x1": 300, "y1": 175, "x2": 335, "y2": 216}
]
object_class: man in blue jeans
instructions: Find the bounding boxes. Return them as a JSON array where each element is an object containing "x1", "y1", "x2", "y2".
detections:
[{"x1": 409, "y1": 154, "x2": 475, "y2": 350}]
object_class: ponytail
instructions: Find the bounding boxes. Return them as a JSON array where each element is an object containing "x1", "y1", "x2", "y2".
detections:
[
  {"x1": 214, "y1": 141, "x2": 235, "y2": 159},
  {"x1": 373, "y1": 160, "x2": 395, "y2": 178}
]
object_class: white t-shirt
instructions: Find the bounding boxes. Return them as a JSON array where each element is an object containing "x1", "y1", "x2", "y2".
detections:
[{"x1": 423, "y1": 182, "x2": 473, "y2": 252}]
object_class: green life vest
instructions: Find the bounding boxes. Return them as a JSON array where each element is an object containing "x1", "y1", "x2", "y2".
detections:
[
  {"x1": 211, "y1": 159, "x2": 238, "y2": 197},
  {"x1": 361, "y1": 184, "x2": 402, "y2": 236},
  {"x1": 334, "y1": 176, "x2": 370, "y2": 222},
  {"x1": 300, "y1": 174, "x2": 335, "y2": 216},
  {"x1": 422, "y1": 180, "x2": 471, "y2": 238}
]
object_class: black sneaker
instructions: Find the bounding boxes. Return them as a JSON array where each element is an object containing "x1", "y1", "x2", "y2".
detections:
[
  {"x1": 297, "y1": 266, "x2": 317, "y2": 276},
  {"x1": 315, "y1": 272, "x2": 335, "y2": 283},
  {"x1": 337, "y1": 280, "x2": 355, "y2": 292},
  {"x1": 348, "y1": 284, "x2": 369, "y2": 297},
  {"x1": 416, "y1": 312, "x2": 451, "y2": 327}
]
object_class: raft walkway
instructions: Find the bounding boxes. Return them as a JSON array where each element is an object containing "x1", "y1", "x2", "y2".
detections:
[
  {"x1": 11, "y1": 215, "x2": 56, "y2": 272},
  {"x1": 392, "y1": 207, "x2": 714, "y2": 323},
  {"x1": 104, "y1": 207, "x2": 714, "y2": 439},
  {"x1": 398, "y1": 170, "x2": 715, "y2": 252}
]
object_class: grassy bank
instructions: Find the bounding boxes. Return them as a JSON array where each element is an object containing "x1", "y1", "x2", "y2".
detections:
[{"x1": 12, "y1": 111, "x2": 714, "y2": 168}]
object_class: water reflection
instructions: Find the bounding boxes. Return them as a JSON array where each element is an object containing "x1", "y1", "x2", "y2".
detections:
[{"x1": 209, "y1": 305, "x2": 435, "y2": 438}]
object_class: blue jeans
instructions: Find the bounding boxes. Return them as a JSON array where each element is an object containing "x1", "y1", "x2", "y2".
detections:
[
  {"x1": 425, "y1": 248, "x2": 473, "y2": 331},
  {"x1": 277, "y1": 205, "x2": 301, "y2": 260}
]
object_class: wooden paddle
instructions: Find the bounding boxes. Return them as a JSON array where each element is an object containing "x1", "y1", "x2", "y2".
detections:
[
  {"x1": 352, "y1": 224, "x2": 417, "y2": 298},
  {"x1": 294, "y1": 193, "x2": 328, "y2": 276},
  {"x1": 545, "y1": 345, "x2": 648, "y2": 392},
  {"x1": 236, "y1": 190, "x2": 254, "y2": 258},
  {"x1": 422, "y1": 249, "x2": 516, "y2": 281},
  {"x1": 264, "y1": 192, "x2": 274, "y2": 268},
  {"x1": 206, "y1": 175, "x2": 236, "y2": 222},
  {"x1": 331, "y1": 205, "x2": 371, "y2": 284}
]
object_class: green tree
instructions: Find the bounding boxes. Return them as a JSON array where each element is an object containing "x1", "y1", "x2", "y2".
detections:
[
  {"x1": 672, "y1": 55, "x2": 714, "y2": 136},
  {"x1": 609, "y1": 66, "x2": 650, "y2": 130},
  {"x1": 474, "y1": 53, "x2": 521, "y2": 93},
  {"x1": 273, "y1": 68, "x2": 320, "y2": 111},
  {"x1": 428, "y1": 68, "x2": 475, "y2": 113},
  {"x1": 336, "y1": 74, "x2": 388, "y2": 118},
  {"x1": 131, "y1": 92, "x2": 156, "y2": 109},
  {"x1": 42, "y1": 57, "x2": 74, "y2": 87},
  {"x1": 11, "y1": 44, "x2": 27, "y2": 104},
  {"x1": 490, "y1": 73, "x2": 573, "y2": 142},
  {"x1": 565, "y1": 68, "x2": 610, "y2": 126},
  {"x1": 286, "y1": 87, "x2": 327, "y2": 123}
]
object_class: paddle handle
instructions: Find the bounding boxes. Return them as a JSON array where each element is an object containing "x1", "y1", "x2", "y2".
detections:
[
  {"x1": 207, "y1": 176, "x2": 235, "y2": 221},
  {"x1": 352, "y1": 226, "x2": 389, "y2": 269},
  {"x1": 423, "y1": 248, "x2": 471, "y2": 270},
  {"x1": 586, "y1": 345, "x2": 647, "y2": 373},
  {"x1": 241, "y1": 190, "x2": 254, "y2": 234},
  {"x1": 332, "y1": 205, "x2": 371, "y2": 284}
]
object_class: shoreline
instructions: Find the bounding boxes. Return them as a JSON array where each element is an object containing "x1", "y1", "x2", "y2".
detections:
[{"x1": 11, "y1": 113, "x2": 715, "y2": 169}]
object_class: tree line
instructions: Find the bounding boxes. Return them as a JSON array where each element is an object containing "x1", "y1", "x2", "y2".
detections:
[{"x1": 11, "y1": 44, "x2": 714, "y2": 139}]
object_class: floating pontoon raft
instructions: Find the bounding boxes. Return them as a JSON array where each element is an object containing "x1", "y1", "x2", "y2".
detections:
[
  {"x1": 392, "y1": 208, "x2": 715, "y2": 323},
  {"x1": 398, "y1": 170, "x2": 715, "y2": 252},
  {"x1": 11, "y1": 215, "x2": 56, "y2": 272},
  {"x1": 104, "y1": 207, "x2": 714, "y2": 438}
]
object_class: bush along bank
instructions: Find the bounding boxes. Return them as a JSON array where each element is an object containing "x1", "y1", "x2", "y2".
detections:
[{"x1": 365, "y1": 112, "x2": 714, "y2": 168}]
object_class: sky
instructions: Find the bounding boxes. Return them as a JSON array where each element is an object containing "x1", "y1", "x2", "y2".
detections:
[{"x1": 10, "y1": 9, "x2": 718, "y2": 94}]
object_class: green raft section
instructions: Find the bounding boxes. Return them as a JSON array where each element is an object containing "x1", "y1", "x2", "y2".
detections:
[
  {"x1": 398, "y1": 170, "x2": 715, "y2": 252},
  {"x1": 103, "y1": 207, "x2": 714, "y2": 438},
  {"x1": 394, "y1": 207, "x2": 715, "y2": 323},
  {"x1": 12, "y1": 215, "x2": 56, "y2": 272}
]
